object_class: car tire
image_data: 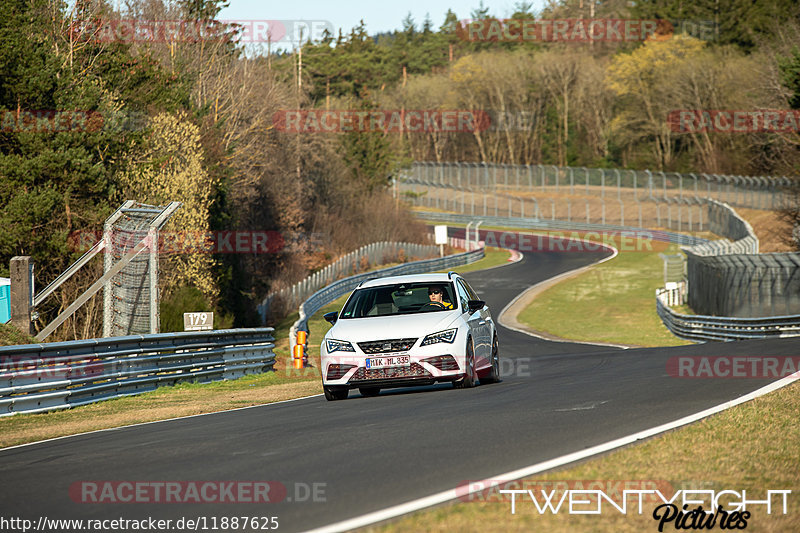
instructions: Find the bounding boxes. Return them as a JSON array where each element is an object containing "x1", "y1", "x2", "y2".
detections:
[
  {"x1": 482, "y1": 334, "x2": 501, "y2": 384},
  {"x1": 359, "y1": 387, "x2": 380, "y2": 397},
  {"x1": 324, "y1": 386, "x2": 349, "y2": 401},
  {"x1": 454, "y1": 338, "x2": 478, "y2": 389}
]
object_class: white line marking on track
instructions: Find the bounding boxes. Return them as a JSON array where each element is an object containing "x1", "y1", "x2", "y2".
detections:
[{"x1": 304, "y1": 371, "x2": 800, "y2": 533}]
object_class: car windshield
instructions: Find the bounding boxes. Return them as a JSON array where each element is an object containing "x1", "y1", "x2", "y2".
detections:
[{"x1": 339, "y1": 282, "x2": 457, "y2": 319}]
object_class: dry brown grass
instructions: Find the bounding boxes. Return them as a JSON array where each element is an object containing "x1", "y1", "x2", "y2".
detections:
[{"x1": 736, "y1": 207, "x2": 795, "y2": 252}]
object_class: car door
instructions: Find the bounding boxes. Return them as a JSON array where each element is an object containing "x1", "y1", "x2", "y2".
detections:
[
  {"x1": 457, "y1": 279, "x2": 489, "y2": 367},
  {"x1": 459, "y1": 278, "x2": 494, "y2": 364}
]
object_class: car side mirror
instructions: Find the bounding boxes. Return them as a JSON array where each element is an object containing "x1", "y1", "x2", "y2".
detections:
[
  {"x1": 467, "y1": 300, "x2": 485, "y2": 312},
  {"x1": 323, "y1": 311, "x2": 338, "y2": 325}
]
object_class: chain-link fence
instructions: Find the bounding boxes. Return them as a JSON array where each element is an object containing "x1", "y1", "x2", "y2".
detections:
[
  {"x1": 103, "y1": 201, "x2": 180, "y2": 337},
  {"x1": 33, "y1": 201, "x2": 179, "y2": 341},
  {"x1": 398, "y1": 162, "x2": 793, "y2": 232}
]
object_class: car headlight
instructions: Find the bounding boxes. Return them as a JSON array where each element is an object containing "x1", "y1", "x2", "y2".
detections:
[
  {"x1": 421, "y1": 328, "x2": 457, "y2": 346},
  {"x1": 326, "y1": 339, "x2": 356, "y2": 353}
]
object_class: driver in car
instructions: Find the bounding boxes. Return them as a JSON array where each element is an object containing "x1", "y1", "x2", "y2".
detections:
[{"x1": 427, "y1": 285, "x2": 453, "y2": 309}]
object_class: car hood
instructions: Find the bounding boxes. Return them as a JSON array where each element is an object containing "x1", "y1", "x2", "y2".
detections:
[{"x1": 326, "y1": 311, "x2": 461, "y2": 342}]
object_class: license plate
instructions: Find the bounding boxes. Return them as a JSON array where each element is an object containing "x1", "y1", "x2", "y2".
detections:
[{"x1": 365, "y1": 355, "x2": 410, "y2": 369}]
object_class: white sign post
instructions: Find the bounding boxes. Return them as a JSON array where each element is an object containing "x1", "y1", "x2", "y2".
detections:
[
  {"x1": 434, "y1": 225, "x2": 448, "y2": 257},
  {"x1": 184, "y1": 312, "x2": 213, "y2": 331}
]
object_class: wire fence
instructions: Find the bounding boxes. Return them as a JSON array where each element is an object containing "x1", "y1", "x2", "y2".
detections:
[{"x1": 398, "y1": 162, "x2": 794, "y2": 232}]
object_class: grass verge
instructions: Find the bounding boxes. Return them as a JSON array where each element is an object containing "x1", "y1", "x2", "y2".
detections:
[
  {"x1": 372, "y1": 379, "x2": 800, "y2": 533},
  {"x1": 516, "y1": 239, "x2": 692, "y2": 348}
]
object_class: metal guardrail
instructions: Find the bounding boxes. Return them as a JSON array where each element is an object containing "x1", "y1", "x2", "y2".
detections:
[
  {"x1": 683, "y1": 200, "x2": 759, "y2": 256},
  {"x1": 656, "y1": 290, "x2": 800, "y2": 342},
  {"x1": 657, "y1": 200, "x2": 800, "y2": 339},
  {"x1": 415, "y1": 211, "x2": 710, "y2": 247},
  {"x1": 290, "y1": 247, "x2": 485, "y2": 351},
  {"x1": 258, "y1": 241, "x2": 439, "y2": 321},
  {"x1": 0, "y1": 328, "x2": 275, "y2": 416}
]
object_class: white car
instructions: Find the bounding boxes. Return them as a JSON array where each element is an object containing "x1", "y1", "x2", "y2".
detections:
[{"x1": 320, "y1": 272, "x2": 500, "y2": 401}]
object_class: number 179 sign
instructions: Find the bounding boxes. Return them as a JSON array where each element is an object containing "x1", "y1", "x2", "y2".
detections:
[{"x1": 183, "y1": 312, "x2": 213, "y2": 331}]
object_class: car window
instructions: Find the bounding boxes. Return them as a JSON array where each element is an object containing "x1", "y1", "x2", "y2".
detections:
[
  {"x1": 460, "y1": 278, "x2": 480, "y2": 300},
  {"x1": 339, "y1": 282, "x2": 456, "y2": 318},
  {"x1": 455, "y1": 280, "x2": 470, "y2": 311}
]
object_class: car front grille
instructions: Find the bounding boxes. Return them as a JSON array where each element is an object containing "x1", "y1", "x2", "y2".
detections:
[
  {"x1": 350, "y1": 363, "x2": 431, "y2": 381},
  {"x1": 357, "y1": 338, "x2": 418, "y2": 354}
]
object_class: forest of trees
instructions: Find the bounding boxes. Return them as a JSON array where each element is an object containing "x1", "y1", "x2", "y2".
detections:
[{"x1": 1, "y1": 0, "x2": 799, "y2": 340}]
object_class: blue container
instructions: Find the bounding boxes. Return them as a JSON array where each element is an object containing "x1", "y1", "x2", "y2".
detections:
[{"x1": 0, "y1": 280, "x2": 10, "y2": 324}]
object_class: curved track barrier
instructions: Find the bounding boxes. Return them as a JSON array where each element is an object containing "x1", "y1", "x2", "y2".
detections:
[
  {"x1": 0, "y1": 328, "x2": 275, "y2": 416},
  {"x1": 258, "y1": 242, "x2": 440, "y2": 321},
  {"x1": 656, "y1": 292, "x2": 800, "y2": 342}
]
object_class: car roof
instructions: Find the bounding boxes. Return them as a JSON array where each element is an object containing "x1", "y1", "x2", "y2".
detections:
[{"x1": 358, "y1": 272, "x2": 459, "y2": 289}]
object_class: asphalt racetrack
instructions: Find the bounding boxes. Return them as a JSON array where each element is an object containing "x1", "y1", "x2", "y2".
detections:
[{"x1": 1, "y1": 229, "x2": 798, "y2": 532}]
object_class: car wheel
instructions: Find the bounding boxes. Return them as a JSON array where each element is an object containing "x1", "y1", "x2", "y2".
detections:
[
  {"x1": 482, "y1": 334, "x2": 500, "y2": 384},
  {"x1": 324, "y1": 386, "x2": 349, "y2": 401},
  {"x1": 454, "y1": 338, "x2": 477, "y2": 389},
  {"x1": 359, "y1": 387, "x2": 380, "y2": 397}
]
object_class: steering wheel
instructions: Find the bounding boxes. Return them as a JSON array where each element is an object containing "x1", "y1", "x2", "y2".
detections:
[{"x1": 420, "y1": 301, "x2": 446, "y2": 310}]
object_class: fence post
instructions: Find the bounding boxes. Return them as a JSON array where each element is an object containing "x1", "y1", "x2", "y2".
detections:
[
  {"x1": 553, "y1": 165, "x2": 559, "y2": 193},
  {"x1": 569, "y1": 167, "x2": 574, "y2": 195},
  {"x1": 10, "y1": 256, "x2": 33, "y2": 335}
]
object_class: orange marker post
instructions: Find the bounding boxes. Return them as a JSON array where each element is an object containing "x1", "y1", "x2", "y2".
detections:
[{"x1": 292, "y1": 343, "x2": 304, "y2": 369}]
